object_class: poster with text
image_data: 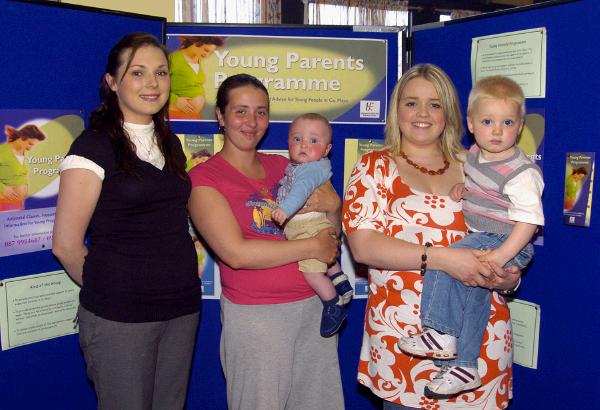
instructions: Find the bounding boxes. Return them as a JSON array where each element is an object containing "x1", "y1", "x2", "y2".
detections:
[
  {"x1": 0, "y1": 270, "x2": 80, "y2": 350},
  {"x1": 563, "y1": 152, "x2": 595, "y2": 227},
  {"x1": 166, "y1": 34, "x2": 388, "y2": 124},
  {"x1": 471, "y1": 27, "x2": 546, "y2": 98},
  {"x1": 0, "y1": 110, "x2": 83, "y2": 257},
  {"x1": 507, "y1": 297, "x2": 541, "y2": 369},
  {"x1": 341, "y1": 138, "x2": 385, "y2": 298}
]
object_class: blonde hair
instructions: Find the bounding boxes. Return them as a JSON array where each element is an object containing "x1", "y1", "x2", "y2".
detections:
[
  {"x1": 467, "y1": 76, "x2": 525, "y2": 117},
  {"x1": 384, "y1": 64, "x2": 465, "y2": 162}
]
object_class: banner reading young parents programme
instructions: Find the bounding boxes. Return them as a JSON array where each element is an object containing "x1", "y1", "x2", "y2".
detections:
[{"x1": 166, "y1": 34, "x2": 388, "y2": 124}]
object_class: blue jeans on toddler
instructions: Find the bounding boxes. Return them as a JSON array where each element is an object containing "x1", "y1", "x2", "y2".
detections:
[{"x1": 420, "y1": 232, "x2": 533, "y2": 368}]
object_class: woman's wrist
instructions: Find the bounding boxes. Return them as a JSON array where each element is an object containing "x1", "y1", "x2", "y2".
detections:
[
  {"x1": 419, "y1": 242, "x2": 432, "y2": 275},
  {"x1": 425, "y1": 246, "x2": 447, "y2": 272}
]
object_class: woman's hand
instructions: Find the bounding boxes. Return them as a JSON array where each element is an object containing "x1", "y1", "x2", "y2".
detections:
[
  {"x1": 433, "y1": 247, "x2": 494, "y2": 288},
  {"x1": 299, "y1": 181, "x2": 341, "y2": 215},
  {"x1": 299, "y1": 181, "x2": 342, "y2": 234},
  {"x1": 312, "y1": 227, "x2": 339, "y2": 265}
]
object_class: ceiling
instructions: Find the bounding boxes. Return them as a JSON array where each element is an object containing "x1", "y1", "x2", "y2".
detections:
[{"x1": 407, "y1": 0, "x2": 543, "y2": 13}]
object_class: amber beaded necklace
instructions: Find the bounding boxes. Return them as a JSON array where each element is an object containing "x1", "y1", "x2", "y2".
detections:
[{"x1": 399, "y1": 150, "x2": 450, "y2": 175}]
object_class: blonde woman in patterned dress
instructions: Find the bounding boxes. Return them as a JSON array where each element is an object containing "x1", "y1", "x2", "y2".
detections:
[{"x1": 342, "y1": 64, "x2": 521, "y2": 410}]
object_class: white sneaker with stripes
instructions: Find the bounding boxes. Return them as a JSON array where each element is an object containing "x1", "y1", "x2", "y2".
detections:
[
  {"x1": 424, "y1": 365, "x2": 482, "y2": 398},
  {"x1": 397, "y1": 328, "x2": 457, "y2": 359}
]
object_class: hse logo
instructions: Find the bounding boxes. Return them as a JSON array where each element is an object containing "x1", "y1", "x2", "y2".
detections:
[{"x1": 360, "y1": 100, "x2": 380, "y2": 118}]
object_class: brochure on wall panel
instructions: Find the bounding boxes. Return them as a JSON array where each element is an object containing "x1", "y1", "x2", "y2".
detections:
[
  {"x1": 506, "y1": 297, "x2": 541, "y2": 369},
  {"x1": 343, "y1": 138, "x2": 385, "y2": 188},
  {"x1": 341, "y1": 138, "x2": 385, "y2": 298},
  {"x1": 178, "y1": 133, "x2": 225, "y2": 172},
  {"x1": 177, "y1": 134, "x2": 225, "y2": 298},
  {"x1": 166, "y1": 34, "x2": 388, "y2": 124},
  {"x1": 187, "y1": 220, "x2": 220, "y2": 300},
  {"x1": 471, "y1": 27, "x2": 546, "y2": 98},
  {"x1": 0, "y1": 110, "x2": 84, "y2": 257},
  {"x1": 0, "y1": 270, "x2": 80, "y2": 350},
  {"x1": 563, "y1": 152, "x2": 595, "y2": 227}
]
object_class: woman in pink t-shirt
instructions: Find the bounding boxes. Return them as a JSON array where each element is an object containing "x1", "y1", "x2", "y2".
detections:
[{"x1": 188, "y1": 73, "x2": 344, "y2": 410}]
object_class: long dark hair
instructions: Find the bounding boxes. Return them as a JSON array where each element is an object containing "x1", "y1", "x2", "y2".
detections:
[{"x1": 88, "y1": 32, "x2": 186, "y2": 178}]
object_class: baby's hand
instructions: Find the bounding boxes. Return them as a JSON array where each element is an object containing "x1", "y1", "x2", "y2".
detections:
[
  {"x1": 449, "y1": 183, "x2": 466, "y2": 202},
  {"x1": 271, "y1": 207, "x2": 288, "y2": 225}
]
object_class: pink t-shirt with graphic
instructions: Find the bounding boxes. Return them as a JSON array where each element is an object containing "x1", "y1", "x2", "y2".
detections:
[{"x1": 189, "y1": 153, "x2": 315, "y2": 304}]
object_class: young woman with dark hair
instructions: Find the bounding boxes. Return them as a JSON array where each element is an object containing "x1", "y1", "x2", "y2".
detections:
[
  {"x1": 188, "y1": 73, "x2": 344, "y2": 410},
  {"x1": 53, "y1": 32, "x2": 201, "y2": 409}
]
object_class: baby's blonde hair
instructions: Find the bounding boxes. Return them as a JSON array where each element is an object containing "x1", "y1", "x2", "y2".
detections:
[{"x1": 467, "y1": 76, "x2": 525, "y2": 118}]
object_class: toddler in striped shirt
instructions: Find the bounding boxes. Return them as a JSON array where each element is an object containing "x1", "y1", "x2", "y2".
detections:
[{"x1": 398, "y1": 76, "x2": 544, "y2": 399}]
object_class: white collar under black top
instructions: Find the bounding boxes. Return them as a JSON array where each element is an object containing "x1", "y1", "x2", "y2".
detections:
[{"x1": 124, "y1": 121, "x2": 165, "y2": 170}]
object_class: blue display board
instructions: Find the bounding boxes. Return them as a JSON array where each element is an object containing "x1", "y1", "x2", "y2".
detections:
[
  {"x1": 413, "y1": 1, "x2": 598, "y2": 409},
  {"x1": 0, "y1": 5, "x2": 398, "y2": 407},
  {"x1": 10, "y1": 0, "x2": 597, "y2": 408},
  {"x1": 0, "y1": 1, "x2": 164, "y2": 408}
]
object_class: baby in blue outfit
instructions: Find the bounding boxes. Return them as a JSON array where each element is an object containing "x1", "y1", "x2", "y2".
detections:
[{"x1": 272, "y1": 113, "x2": 352, "y2": 337}]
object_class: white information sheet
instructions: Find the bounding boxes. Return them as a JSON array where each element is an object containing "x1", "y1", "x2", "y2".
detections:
[
  {"x1": 471, "y1": 28, "x2": 546, "y2": 98},
  {"x1": 507, "y1": 297, "x2": 541, "y2": 369},
  {"x1": 0, "y1": 270, "x2": 80, "y2": 350}
]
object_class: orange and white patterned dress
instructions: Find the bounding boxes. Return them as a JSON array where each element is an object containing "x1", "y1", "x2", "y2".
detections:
[{"x1": 343, "y1": 150, "x2": 513, "y2": 410}]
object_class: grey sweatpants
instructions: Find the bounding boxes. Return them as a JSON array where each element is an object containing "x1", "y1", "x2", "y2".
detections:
[
  {"x1": 77, "y1": 305, "x2": 199, "y2": 410},
  {"x1": 220, "y1": 295, "x2": 344, "y2": 410}
]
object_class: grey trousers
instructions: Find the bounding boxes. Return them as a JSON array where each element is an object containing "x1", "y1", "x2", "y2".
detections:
[
  {"x1": 78, "y1": 305, "x2": 199, "y2": 410},
  {"x1": 220, "y1": 295, "x2": 344, "y2": 410}
]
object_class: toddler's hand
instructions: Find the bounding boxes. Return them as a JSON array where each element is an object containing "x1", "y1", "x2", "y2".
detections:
[
  {"x1": 271, "y1": 207, "x2": 288, "y2": 225},
  {"x1": 449, "y1": 183, "x2": 466, "y2": 202},
  {"x1": 478, "y1": 249, "x2": 510, "y2": 272}
]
